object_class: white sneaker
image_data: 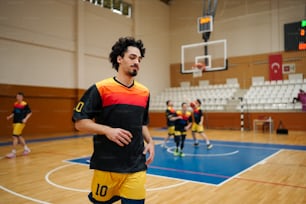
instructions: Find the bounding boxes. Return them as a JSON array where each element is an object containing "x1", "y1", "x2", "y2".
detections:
[
  {"x1": 6, "y1": 152, "x2": 16, "y2": 159},
  {"x1": 207, "y1": 144, "x2": 213, "y2": 150},
  {"x1": 23, "y1": 149, "x2": 31, "y2": 156}
]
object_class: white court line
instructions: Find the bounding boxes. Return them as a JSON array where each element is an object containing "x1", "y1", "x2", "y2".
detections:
[
  {"x1": 165, "y1": 145, "x2": 239, "y2": 157},
  {"x1": 0, "y1": 185, "x2": 51, "y2": 204},
  {"x1": 216, "y1": 149, "x2": 283, "y2": 187},
  {"x1": 47, "y1": 162, "x2": 187, "y2": 192},
  {"x1": 45, "y1": 163, "x2": 90, "y2": 193},
  {"x1": 146, "y1": 180, "x2": 189, "y2": 191}
]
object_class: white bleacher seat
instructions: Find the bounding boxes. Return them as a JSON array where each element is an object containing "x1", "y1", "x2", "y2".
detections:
[
  {"x1": 215, "y1": 105, "x2": 224, "y2": 110},
  {"x1": 276, "y1": 80, "x2": 283, "y2": 85},
  {"x1": 264, "y1": 104, "x2": 272, "y2": 110},
  {"x1": 270, "y1": 80, "x2": 277, "y2": 85},
  {"x1": 286, "y1": 103, "x2": 294, "y2": 110},
  {"x1": 252, "y1": 76, "x2": 264, "y2": 86},
  {"x1": 180, "y1": 81, "x2": 190, "y2": 88},
  {"x1": 294, "y1": 103, "x2": 302, "y2": 110},
  {"x1": 199, "y1": 80, "x2": 209, "y2": 87},
  {"x1": 264, "y1": 81, "x2": 270, "y2": 85},
  {"x1": 296, "y1": 79, "x2": 303, "y2": 83},
  {"x1": 288, "y1": 73, "x2": 303, "y2": 81}
]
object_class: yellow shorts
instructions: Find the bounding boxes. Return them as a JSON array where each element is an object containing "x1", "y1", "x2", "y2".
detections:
[
  {"x1": 168, "y1": 126, "x2": 175, "y2": 135},
  {"x1": 174, "y1": 131, "x2": 187, "y2": 136},
  {"x1": 191, "y1": 123, "x2": 204, "y2": 132},
  {"x1": 13, "y1": 123, "x2": 25, "y2": 136},
  {"x1": 90, "y1": 170, "x2": 146, "y2": 202}
]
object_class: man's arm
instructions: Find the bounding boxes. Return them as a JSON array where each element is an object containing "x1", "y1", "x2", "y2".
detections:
[
  {"x1": 142, "y1": 125, "x2": 155, "y2": 165},
  {"x1": 6, "y1": 113, "x2": 14, "y2": 120},
  {"x1": 23, "y1": 112, "x2": 32, "y2": 123},
  {"x1": 75, "y1": 119, "x2": 132, "y2": 147}
]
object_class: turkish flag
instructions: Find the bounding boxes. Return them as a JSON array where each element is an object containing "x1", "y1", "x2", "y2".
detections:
[{"x1": 269, "y1": 54, "x2": 283, "y2": 81}]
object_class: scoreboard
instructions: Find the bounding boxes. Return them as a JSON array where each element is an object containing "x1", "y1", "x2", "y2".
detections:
[
  {"x1": 299, "y1": 20, "x2": 306, "y2": 50},
  {"x1": 284, "y1": 20, "x2": 306, "y2": 51}
]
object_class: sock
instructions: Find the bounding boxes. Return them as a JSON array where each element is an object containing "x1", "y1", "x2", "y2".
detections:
[
  {"x1": 24, "y1": 145, "x2": 30, "y2": 151},
  {"x1": 12, "y1": 149, "x2": 16, "y2": 154}
]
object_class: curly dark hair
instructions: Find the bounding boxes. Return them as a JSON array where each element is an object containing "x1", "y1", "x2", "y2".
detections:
[{"x1": 109, "y1": 37, "x2": 146, "y2": 71}]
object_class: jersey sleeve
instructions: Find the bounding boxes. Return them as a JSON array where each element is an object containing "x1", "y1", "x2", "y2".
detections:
[
  {"x1": 199, "y1": 109, "x2": 203, "y2": 115},
  {"x1": 188, "y1": 114, "x2": 193, "y2": 123},
  {"x1": 25, "y1": 104, "x2": 31, "y2": 114},
  {"x1": 142, "y1": 94, "x2": 150, "y2": 125},
  {"x1": 72, "y1": 85, "x2": 102, "y2": 122}
]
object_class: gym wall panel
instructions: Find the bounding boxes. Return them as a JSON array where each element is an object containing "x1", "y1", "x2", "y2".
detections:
[
  {"x1": 0, "y1": 39, "x2": 76, "y2": 88},
  {"x1": 170, "y1": 50, "x2": 306, "y2": 88},
  {"x1": 0, "y1": 84, "x2": 78, "y2": 137},
  {"x1": 149, "y1": 112, "x2": 306, "y2": 131}
]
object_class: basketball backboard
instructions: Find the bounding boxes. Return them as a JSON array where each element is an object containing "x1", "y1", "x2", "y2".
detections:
[{"x1": 181, "y1": 39, "x2": 227, "y2": 74}]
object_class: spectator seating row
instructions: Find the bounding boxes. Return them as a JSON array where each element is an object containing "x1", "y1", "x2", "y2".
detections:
[
  {"x1": 150, "y1": 83, "x2": 239, "y2": 111},
  {"x1": 239, "y1": 80, "x2": 306, "y2": 111},
  {"x1": 150, "y1": 75, "x2": 306, "y2": 112}
]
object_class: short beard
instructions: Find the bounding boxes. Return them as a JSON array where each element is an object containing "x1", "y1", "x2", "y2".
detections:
[{"x1": 129, "y1": 70, "x2": 138, "y2": 77}]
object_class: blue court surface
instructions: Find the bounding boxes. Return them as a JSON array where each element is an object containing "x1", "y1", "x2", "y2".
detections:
[{"x1": 66, "y1": 137, "x2": 306, "y2": 186}]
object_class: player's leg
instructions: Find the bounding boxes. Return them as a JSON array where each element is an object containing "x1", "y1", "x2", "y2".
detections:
[
  {"x1": 197, "y1": 124, "x2": 213, "y2": 149},
  {"x1": 120, "y1": 171, "x2": 146, "y2": 204},
  {"x1": 173, "y1": 131, "x2": 181, "y2": 156},
  {"x1": 194, "y1": 124, "x2": 213, "y2": 149},
  {"x1": 6, "y1": 123, "x2": 24, "y2": 158},
  {"x1": 161, "y1": 134, "x2": 169, "y2": 147},
  {"x1": 14, "y1": 123, "x2": 30, "y2": 155},
  {"x1": 88, "y1": 170, "x2": 121, "y2": 203},
  {"x1": 18, "y1": 136, "x2": 31, "y2": 155},
  {"x1": 179, "y1": 134, "x2": 186, "y2": 157},
  {"x1": 191, "y1": 123, "x2": 199, "y2": 145},
  {"x1": 199, "y1": 132, "x2": 213, "y2": 149},
  {"x1": 121, "y1": 198, "x2": 144, "y2": 204},
  {"x1": 162, "y1": 126, "x2": 171, "y2": 147},
  {"x1": 6, "y1": 135, "x2": 18, "y2": 158},
  {"x1": 162, "y1": 126, "x2": 175, "y2": 147}
]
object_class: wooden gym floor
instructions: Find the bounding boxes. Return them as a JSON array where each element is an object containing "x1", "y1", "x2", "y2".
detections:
[{"x1": 0, "y1": 128, "x2": 306, "y2": 204}]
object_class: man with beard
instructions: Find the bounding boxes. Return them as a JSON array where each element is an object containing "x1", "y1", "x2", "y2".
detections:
[{"x1": 73, "y1": 37, "x2": 155, "y2": 204}]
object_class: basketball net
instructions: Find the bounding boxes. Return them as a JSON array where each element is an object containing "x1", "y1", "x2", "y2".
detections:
[
  {"x1": 192, "y1": 67, "x2": 202, "y2": 78},
  {"x1": 192, "y1": 63, "x2": 205, "y2": 78}
]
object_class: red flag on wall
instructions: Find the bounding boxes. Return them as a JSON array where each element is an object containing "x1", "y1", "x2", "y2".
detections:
[{"x1": 269, "y1": 54, "x2": 283, "y2": 81}]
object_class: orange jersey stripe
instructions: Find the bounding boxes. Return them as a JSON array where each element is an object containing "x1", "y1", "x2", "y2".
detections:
[{"x1": 96, "y1": 78, "x2": 149, "y2": 108}]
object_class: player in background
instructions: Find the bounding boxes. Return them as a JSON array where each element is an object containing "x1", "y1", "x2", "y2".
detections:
[
  {"x1": 161, "y1": 100, "x2": 176, "y2": 147},
  {"x1": 172, "y1": 102, "x2": 192, "y2": 157},
  {"x1": 191, "y1": 99, "x2": 213, "y2": 149},
  {"x1": 6, "y1": 92, "x2": 32, "y2": 158}
]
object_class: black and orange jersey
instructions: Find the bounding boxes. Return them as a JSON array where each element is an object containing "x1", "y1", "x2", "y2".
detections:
[
  {"x1": 12, "y1": 101, "x2": 31, "y2": 123},
  {"x1": 165, "y1": 106, "x2": 176, "y2": 126},
  {"x1": 174, "y1": 110, "x2": 192, "y2": 132},
  {"x1": 193, "y1": 107, "x2": 203, "y2": 124},
  {"x1": 72, "y1": 77, "x2": 150, "y2": 173}
]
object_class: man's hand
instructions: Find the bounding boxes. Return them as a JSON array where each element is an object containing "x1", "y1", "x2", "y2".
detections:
[
  {"x1": 104, "y1": 127, "x2": 133, "y2": 147},
  {"x1": 143, "y1": 141, "x2": 154, "y2": 165}
]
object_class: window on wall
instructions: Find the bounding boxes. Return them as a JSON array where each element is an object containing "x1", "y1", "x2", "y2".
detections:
[{"x1": 83, "y1": 0, "x2": 132, "y2": 18}]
